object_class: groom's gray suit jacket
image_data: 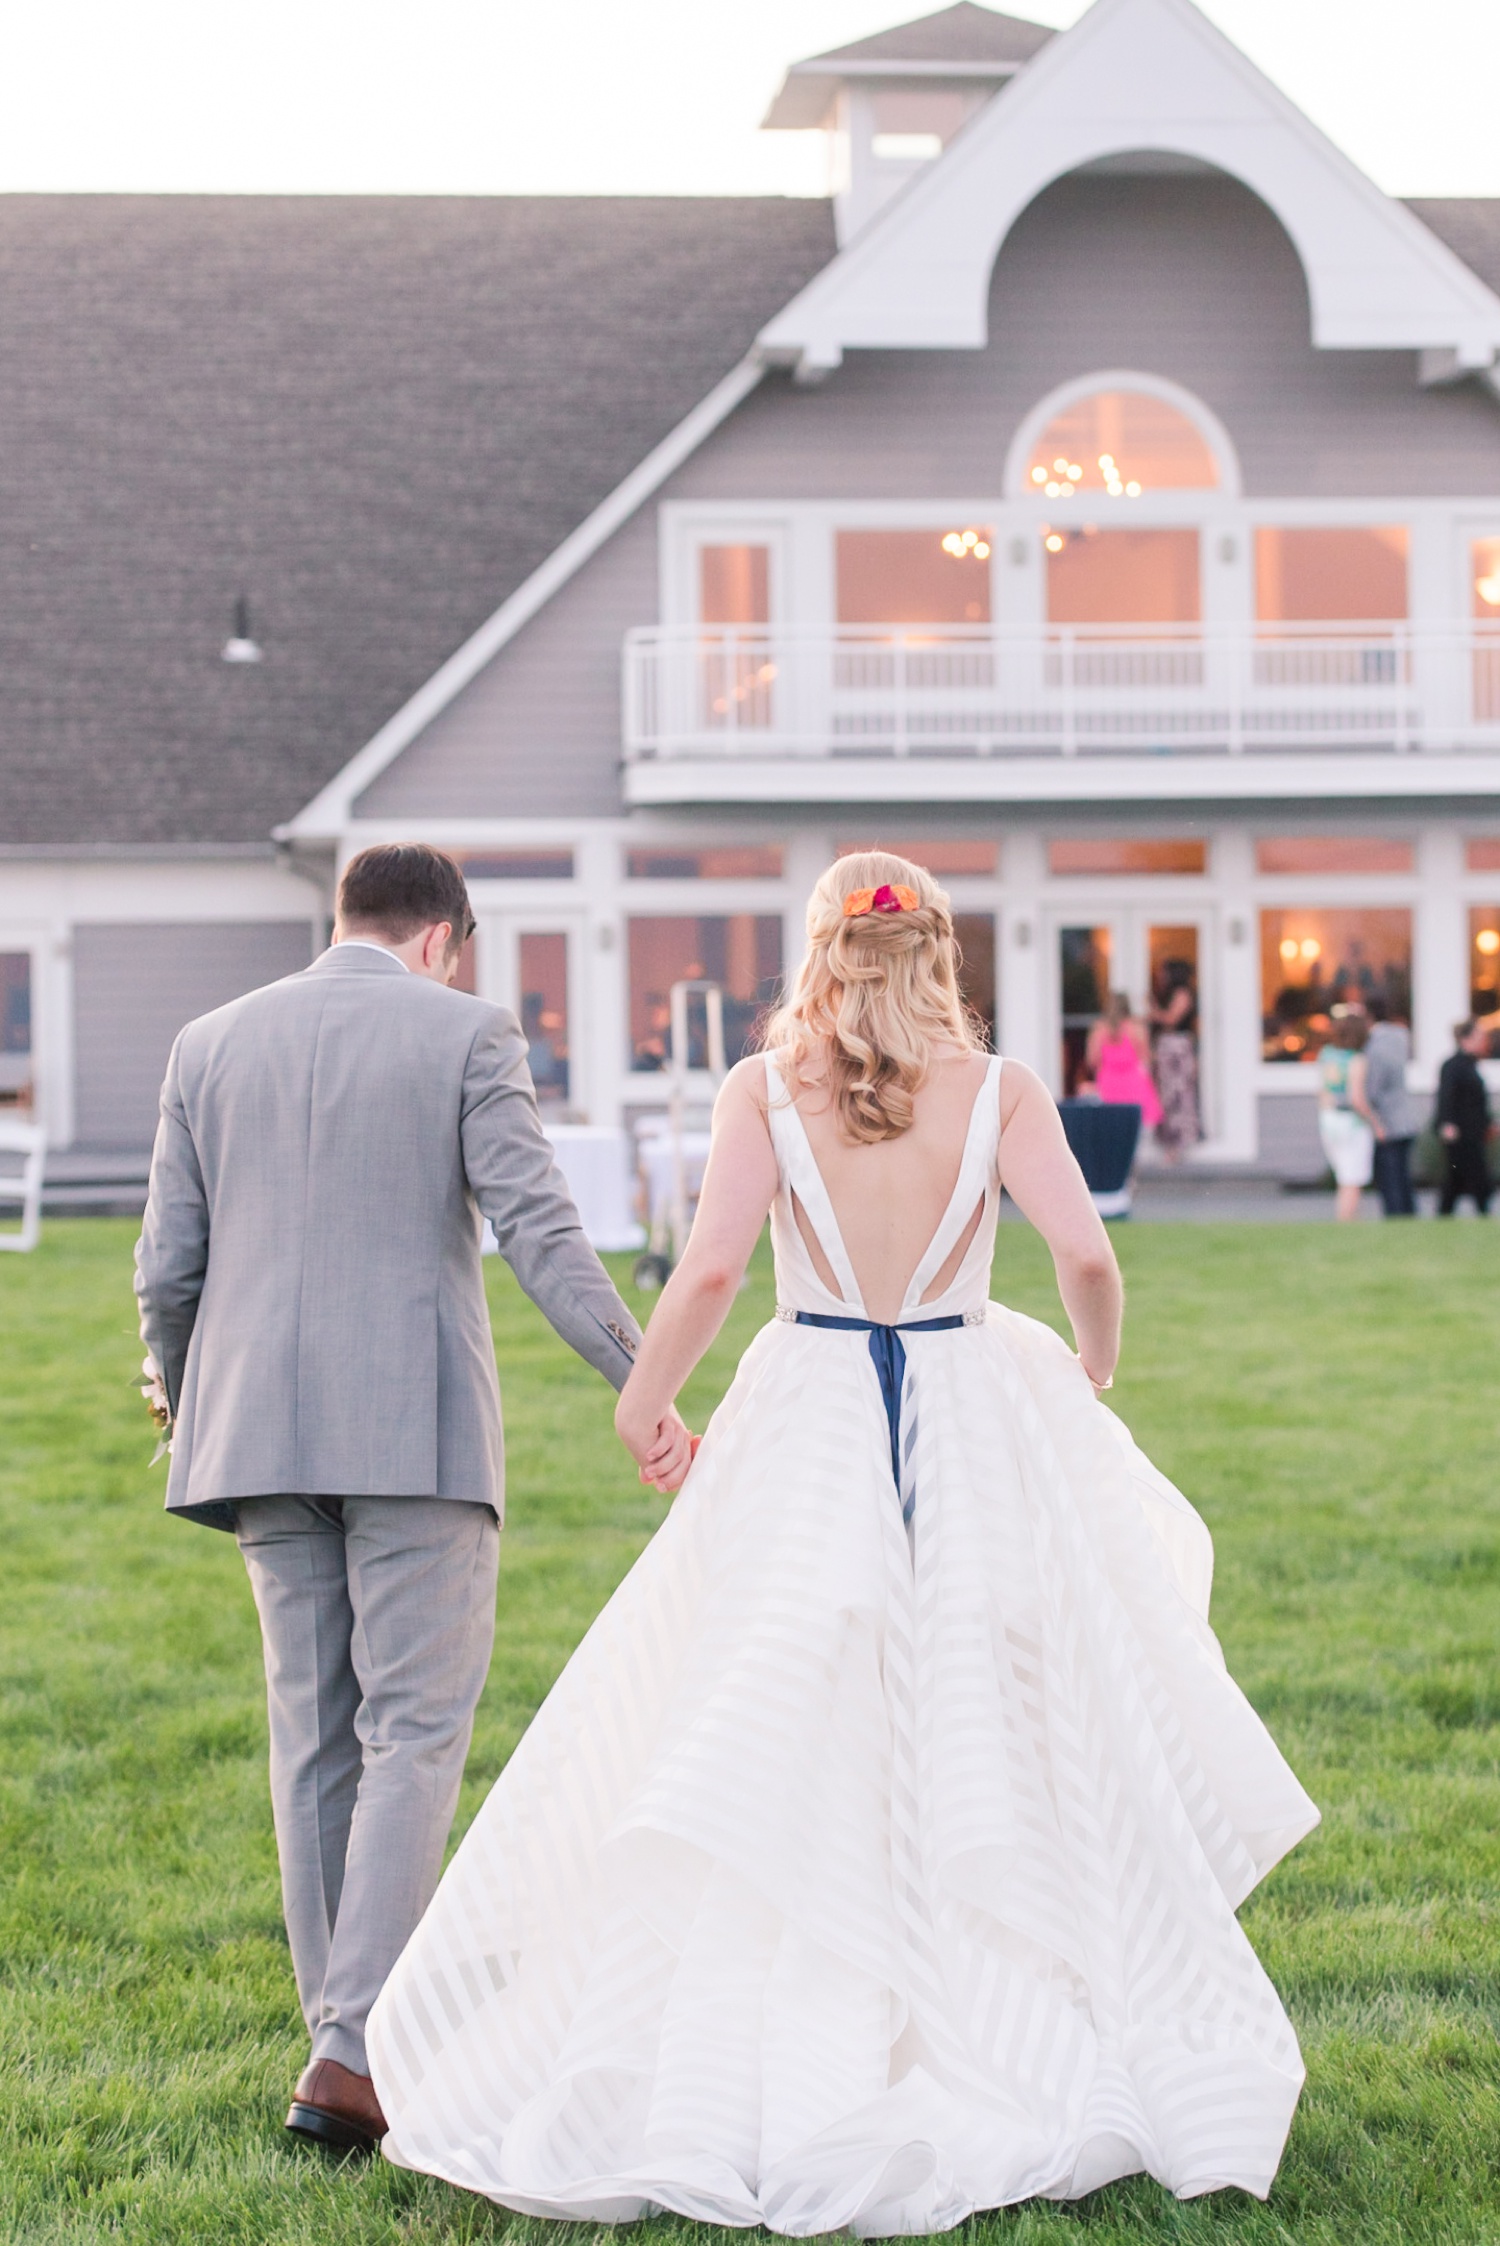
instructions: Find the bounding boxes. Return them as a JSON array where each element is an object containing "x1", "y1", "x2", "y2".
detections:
[{"x1": 135, "y1": 943, "x2": 641, "y2": 1531}]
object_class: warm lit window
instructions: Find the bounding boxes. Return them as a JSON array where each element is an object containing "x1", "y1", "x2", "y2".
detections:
[
  {"x1": 1045, "y1": 528, "x2": 1200, "y2": 625},
  {"x1": 836, "y1": 530, "x2": 992, "y2": 625},
  {"x1": 519, "y1": 933, "x2": 570, "y2": 1105},
  {"x1": 628, "y1": 916, "x2": 782, "y2": 1071},
  {"x1": 1025, "y1": 390, "x2": 1218, "y2": 500},
  {"x1": 458, "y1": 850, "x2": 574, "y2": 880},
  {"x1": 626, "y1": 847, "x2": 783, "y2": 879},
  {"x1": 1467, "y1": 838, "x2": 1500, "y2": 871},
  {"x1": 1256, "y1": 837, "x2": 1413, "y2": 875},
  {"x1": 1254, "y1": 528, "x2": 1408, "y2": 624},
  {"x1": 1472, "y1": 544, "x2": 1500, "y2": 722},
  {"x1": 1473, "y1": 907, "x2": 1500, "y2": 1018},
  {"x1": 700, "y1": 545, "x2": 769, "y2": 625},
  {"x1": 1049, "y1": 839, "x2": 1206, "y2": 876},
  {"x1": 836, "y1": 839, "x2": 998, "y2": 875},
  {"x1": 0, "y1": 954, "x2": 30, "y2": 1106},
  {"x1": 1260, "y1": 908, "x2": 1412, "y2": 1063}
]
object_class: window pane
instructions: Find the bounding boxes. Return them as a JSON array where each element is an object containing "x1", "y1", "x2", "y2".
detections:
[
  {"x1": 1045, "y1": 528, "x2": 1200, "y2": 625},
  {"x1": 1254, "y1": 527, "x2": 1408, "y2": 623},
  {"x1": 1256, "y1": 836, "x2": 1413, "y2": 874},
  {"x1": 0, "y1": 954, "x2": 31, "y2": 1103},
  {"x1": 519, "y1": 932, "x2": 569, "y2": 1105},
  {"x1": 458, "y1": 850, "x2": 574, "y2": 879},
  {"x1": 1472, "y1": 537, "x2": 1500, "y2": 617},
  {"x1": 1260, "y1": 908, "x2": 1412, "y2": 1063},
  {"x1": 1059, "y1": 924, "x2": 1112, "y2": 1095},
  {"x1": 836, "y1": 529, "x2": 992, "y2": 625},
  {"x1": 836, "y1": 839, "x2": 998, "y2": 875},
  {"x1": 1471, "y1": 907, "x2": 1500, "y2": 1018},
  {"x1": 1049, "y1": 839, "x2": 1206, "y2": 875},
  {"x1": 700, "y1": 545, "x2": 769, "y2": 625},
  {"x1": 1025, "y1": 390, "x2": 1218, "y2": 497},
  {"x1": 954, "y1": 913, "x2": 996, "y2": 1046},
  {"x1": 1467, "y1": 838, "x2": 1500, "y2": 871},
  {"x1": 628, "y1": 915, "x2": 782, "y2": 1071},
  {"x1": 626, "y1": 847, "x2": 783, "y2": 879}
]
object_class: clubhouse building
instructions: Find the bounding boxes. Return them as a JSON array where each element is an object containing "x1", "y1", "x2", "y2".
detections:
[{"x1": 7, "y1": 0, "x2": 1500, "y2": 1172}]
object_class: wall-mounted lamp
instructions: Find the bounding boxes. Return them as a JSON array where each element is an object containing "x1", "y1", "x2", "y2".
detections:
[
  {"x1": 221, "y1": 594, "x2": 263, "y2": 664},
  {"x1": 1013, "y1": 918, "x2": 1034, "y2": 948}
]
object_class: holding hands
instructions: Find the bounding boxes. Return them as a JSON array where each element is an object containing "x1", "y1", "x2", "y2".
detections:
[{"x1": 615, "y1": 1396, "x2": 697, "y2": 1494}]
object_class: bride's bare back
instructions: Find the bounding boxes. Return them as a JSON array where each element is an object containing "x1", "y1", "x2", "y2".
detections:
[{"x1": 783, "y1": 1046, "x2": 992, "y2": 1323}]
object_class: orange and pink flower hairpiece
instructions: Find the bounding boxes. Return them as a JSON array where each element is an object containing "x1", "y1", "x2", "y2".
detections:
[{"x1": 842, "y1": 882, "x2": 920, "y2": 918}]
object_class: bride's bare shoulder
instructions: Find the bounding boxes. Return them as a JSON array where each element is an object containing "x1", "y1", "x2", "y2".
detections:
[{"x1": 997, "y1": 1056, "x2": 1051, "y2": 1129}]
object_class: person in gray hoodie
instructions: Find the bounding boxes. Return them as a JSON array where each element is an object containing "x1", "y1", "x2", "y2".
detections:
[{"x1": 1364, "y1": 994, "x2": 1421, "y2": 1215}]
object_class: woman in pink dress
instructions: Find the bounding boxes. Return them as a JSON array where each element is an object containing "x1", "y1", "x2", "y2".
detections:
[{"x1": 1085, "y1": 992, "x2": 1162, "y2": 1129}]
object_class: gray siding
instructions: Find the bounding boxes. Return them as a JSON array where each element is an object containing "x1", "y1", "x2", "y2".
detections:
[
  {"x1": 356, "y1": 511, "x2": 656, "y2": 820},
  {"x1": 73, "y1": 921, "x2": 314, "y2": 1148},
  {"x1": 363, "y1": 172, "x2": 1500, "y2": 820},
  {"x1": 1256, "y1": 1090, "x2": 1325, "y2": 1181}
]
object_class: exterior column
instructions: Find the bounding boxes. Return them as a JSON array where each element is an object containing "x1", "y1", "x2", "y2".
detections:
[
  {"x1": 576, "y1": 828, "x2": 629, "y2": 1129},
  {"x1": 1414, "y1": 824, "x2": 1466, "y2": 1081},
  {"x1": 999, "y1": 828, "x2": 1045, "y2": 1079},
  {"x1": 1213, "y1": 825, "x2": 1258, "y2": 1162}
]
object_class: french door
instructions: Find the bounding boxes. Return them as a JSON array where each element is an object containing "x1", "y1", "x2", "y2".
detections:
[
  {"x1": 476, "y1": 914, "x2": 587, "y2": 1117},
  {"x1": 1050, "y1": 909, "x2": 1212, "y2": 1130}
]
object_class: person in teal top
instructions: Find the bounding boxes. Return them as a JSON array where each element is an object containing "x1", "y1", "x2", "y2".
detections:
[{"x1": 1317, "y1": 1006, "x2": 1381, "y2": 1221}]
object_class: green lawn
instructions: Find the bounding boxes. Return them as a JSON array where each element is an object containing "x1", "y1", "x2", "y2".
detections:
[{"x1": 2, "y1": 1217, "x2": 1498, "y2": 2245}]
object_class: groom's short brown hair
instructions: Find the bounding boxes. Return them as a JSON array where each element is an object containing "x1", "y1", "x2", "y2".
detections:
[{"x1": 337, "y1": 844, "x2": 476, "y2": 950}]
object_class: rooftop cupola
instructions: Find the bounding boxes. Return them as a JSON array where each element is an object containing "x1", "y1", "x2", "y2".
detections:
[{"x1": 762, "y1": 2, "x2": 1055, "y2": 246}]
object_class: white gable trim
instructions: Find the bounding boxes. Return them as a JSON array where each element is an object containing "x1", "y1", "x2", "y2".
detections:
[
  {"x1": 758, "y1": 0, "x2": 1500, "y2": 375},
  {"x1": 280, "y1": 355, "x2": 765, "y2": 841}
]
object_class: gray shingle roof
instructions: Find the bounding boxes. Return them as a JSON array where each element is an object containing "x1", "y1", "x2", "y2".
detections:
[
  {"x1": 0, "y1": 194, "x2": 835, "y2": 849},
  {"x1": 804, "y1": 3, "x2": 1054, "y2": 69},
  {"x1": 1405, "y1": 200, "x2": 1500, "y2": 296}
]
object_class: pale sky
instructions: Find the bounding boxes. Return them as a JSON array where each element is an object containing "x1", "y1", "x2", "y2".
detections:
[{"x1": 1, "y1": 0, "x2": 1496, "y2": 199}]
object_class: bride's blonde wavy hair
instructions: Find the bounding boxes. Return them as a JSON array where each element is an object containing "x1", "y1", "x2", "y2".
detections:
[{"x1": 763, "y1": 851, "x2": 982, "y2": 1144}]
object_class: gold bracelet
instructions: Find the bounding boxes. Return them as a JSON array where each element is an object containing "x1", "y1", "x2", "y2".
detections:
[{"x1": 1080, "y1": 1360, "x2": 1114, "y2": 1391}]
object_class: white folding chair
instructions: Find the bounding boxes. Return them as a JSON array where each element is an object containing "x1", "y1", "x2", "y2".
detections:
[{"x1": 0, "y1": 1118, "x2": 46, "y2": 1252}]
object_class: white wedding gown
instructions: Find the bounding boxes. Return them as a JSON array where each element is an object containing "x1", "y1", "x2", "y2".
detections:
[{"x1": 368, "y1": 1056, "x2": 1319, "y2": 2234}]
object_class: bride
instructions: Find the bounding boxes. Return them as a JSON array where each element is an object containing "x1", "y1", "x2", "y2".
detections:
[{"x1": 366, "y1": 851, "x2": 1318, "y2": 2234}]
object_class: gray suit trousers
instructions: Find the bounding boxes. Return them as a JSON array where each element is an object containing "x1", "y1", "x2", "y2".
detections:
[{"x1": 235, "y1": 1494, "x2": 499, "y2": 2075}]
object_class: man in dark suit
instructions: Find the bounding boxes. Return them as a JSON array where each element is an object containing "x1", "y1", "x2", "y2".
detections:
[{"x1": 1436, "y1": 1019, "x2": 1493, "y2": 1216}]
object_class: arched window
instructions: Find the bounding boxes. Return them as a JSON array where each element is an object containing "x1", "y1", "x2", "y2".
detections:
[{"x1": 1021, "y1": 386, "x2": 1221, "y2": 501}]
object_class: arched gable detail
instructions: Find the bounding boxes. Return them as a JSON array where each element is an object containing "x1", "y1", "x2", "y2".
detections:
[{"x1": 758, "y1": 0, "x2": 1500, "y2": 379}]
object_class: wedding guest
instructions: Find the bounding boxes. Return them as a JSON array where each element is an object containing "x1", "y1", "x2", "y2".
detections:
[
  {"x1": 1150, "y1": 958, "x2": 1200, "y2": 1161},
  {"x1": 1364, "y1": 995, "x2": 1419, "y2": 1216},
  {"x1": 1084, "y1": 992, "x2": 1162, "y2": 1129},
  {"x1": 1436, "y1": 1018, "x2": 1493, "y2": 1216},
  {"x1": 1317, "y1": 1005, "x2": 1379, "y2": 1222}
]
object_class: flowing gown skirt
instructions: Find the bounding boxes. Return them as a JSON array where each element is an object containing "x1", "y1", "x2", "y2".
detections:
[{"x1": 367, "y1": 1305, "x2": 1318, "y2": 2234}]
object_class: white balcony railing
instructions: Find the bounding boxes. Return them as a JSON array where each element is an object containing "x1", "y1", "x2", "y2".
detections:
[{"x1": 623, "y1": 622, "x2": 1500, "y2": 762}]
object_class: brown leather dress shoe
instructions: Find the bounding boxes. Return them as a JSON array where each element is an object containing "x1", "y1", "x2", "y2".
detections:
[{"x1": 285, "y1": 2057, "x2": 388, "y2": 2155}]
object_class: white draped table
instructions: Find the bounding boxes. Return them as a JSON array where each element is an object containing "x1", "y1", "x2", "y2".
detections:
[{"x1": 482, "y1": 1124, "x2": 645, "y2": 1255}]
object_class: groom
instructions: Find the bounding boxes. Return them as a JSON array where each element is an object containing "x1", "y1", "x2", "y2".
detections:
[{"x1": 136, "y1": 843, "x2": 682, "y2": 2153}]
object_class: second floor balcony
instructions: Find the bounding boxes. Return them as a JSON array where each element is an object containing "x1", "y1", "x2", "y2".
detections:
[{"x1": 623, "y1": 623, "x2": 1500, "y2": 792}]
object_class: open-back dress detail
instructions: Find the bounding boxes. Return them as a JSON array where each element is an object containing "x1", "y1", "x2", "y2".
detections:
[{"x1": 367, "y1": 1052, "x2": 1319, "y2": 2235}]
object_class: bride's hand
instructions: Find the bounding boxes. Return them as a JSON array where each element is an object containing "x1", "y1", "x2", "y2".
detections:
[{"x1": 616, "y1": 1399, "x2": 696, "y2": 1494}]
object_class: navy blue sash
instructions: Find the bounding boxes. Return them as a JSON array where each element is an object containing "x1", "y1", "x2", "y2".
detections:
[{"x1": 793, "y1": 1310, "x2": 967, "y2": 1500}]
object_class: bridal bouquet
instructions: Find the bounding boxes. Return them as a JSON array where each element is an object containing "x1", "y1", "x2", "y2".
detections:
[{"x1": 141, "y1": 1354, "x2": 172, "y2": 1465}]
